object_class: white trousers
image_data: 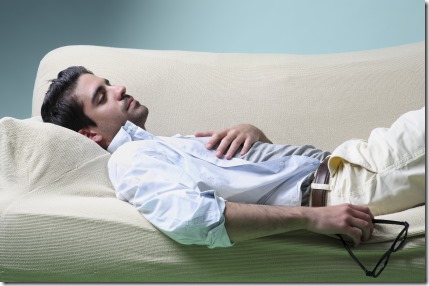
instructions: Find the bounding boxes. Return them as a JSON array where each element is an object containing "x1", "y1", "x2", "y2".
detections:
[{"x1": 326, "y1": 107, "x2": 425, "y2": 216}]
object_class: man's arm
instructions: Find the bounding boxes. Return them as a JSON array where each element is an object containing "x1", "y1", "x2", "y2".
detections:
[
  {"x1": 224, "y1": 202, "x2": 374, "y2": 247},
  {"x1": 109, "y1": 147, "x2": 233, "y2": 248},
  {"x1": 195, "y1": 124, "x2": 272, "y2": 159}
]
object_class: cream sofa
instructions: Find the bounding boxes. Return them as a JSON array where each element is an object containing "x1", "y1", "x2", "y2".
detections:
[{"x1": 0, "y1": 42, "x2": 425, "y2": 282}]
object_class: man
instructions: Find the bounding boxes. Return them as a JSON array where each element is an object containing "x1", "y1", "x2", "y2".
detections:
[{"x1": 41, "y1": 66, "x2": 425, "y2": 249}]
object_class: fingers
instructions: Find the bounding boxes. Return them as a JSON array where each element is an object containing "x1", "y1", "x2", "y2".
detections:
[
  {"x1": 240, "y1": 138, "x2": 253, "y2": 156},
  {"x1": 197, "y1": 128, "x2": 249, "y2": 159},
  {"x1": 216, "y1": 133, "x2": 245, "y2": 159},
  {"x1": 195, "y1": 124, "x2": 261, "y2": 159},
  {"x1": 196, "y1": 130, "x2": 229, "y2": 152},
  {"x1": 350, "y1": 206, "x2": 374, "y2": 242},
  {"x1": 194, "y1": 131, "x2": 214, "y2": 138},
  {"x1": 306, "y1": 204, "x2": 374, "y2": 247},
  {"x1": 340, "y1": 204, "x2": 374, "y2": 246},
  {"x1": 342, "y1": 221, "x2": 368, "y2": 247},
  {"x1": 205, "y1": 132, "x2": 225, "y2": 150},
  {"x1": 349, "y1": 204, "x2": 375, "y2": 220},
  {"x1": 342, "y1": 225, "x2": 363, "y2": 247}
]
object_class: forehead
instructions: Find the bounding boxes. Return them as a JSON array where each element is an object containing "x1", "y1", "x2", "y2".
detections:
[{"x1": 75, "y1": 73, "x2": 105, "y2": 101}]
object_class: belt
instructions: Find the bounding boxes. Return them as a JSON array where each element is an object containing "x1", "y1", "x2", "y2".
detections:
[{"x1": 310, "y1": 157, "x2": 331, "y2": 207}]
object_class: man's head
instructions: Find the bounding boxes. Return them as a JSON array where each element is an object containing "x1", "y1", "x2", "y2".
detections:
[{"x1": 41, "y1": 66, "x2": 149, "y2": 149}]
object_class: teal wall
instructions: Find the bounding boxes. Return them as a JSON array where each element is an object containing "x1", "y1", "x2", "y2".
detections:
[{"x1": 0, "y1": 0, "x2": 424, "y2": 119}]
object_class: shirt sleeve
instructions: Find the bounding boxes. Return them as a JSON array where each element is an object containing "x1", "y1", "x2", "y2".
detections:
[{"x1": 108, "y1": 142, "x2": 233, "y2": 248}]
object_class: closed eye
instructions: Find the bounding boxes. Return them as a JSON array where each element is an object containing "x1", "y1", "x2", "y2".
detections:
[
  {"x1": 100, "y1": 79, "x2": 111, "y2": 104},
  {"x1": 91, "y1": 78, "x2": 112, "y2": 106},
  {"x1": 98, "y1": 92, "x2": 107, "y2": 105}
]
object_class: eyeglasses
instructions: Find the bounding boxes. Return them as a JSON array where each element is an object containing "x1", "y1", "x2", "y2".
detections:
[{"x1": 337, "y1": 219, "x2": 409, "y2": 278}]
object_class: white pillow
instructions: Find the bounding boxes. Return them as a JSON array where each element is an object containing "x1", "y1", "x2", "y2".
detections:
[{"x1": 0, "y1": 117, "x2": 112, "y2": 213}]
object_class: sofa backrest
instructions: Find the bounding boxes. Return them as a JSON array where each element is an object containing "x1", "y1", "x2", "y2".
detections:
[{"x1": 32, "y1": 43, "x2": 424, "y2": 151}]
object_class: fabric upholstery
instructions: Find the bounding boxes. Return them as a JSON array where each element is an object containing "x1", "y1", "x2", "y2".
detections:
[
  {"x1": 0, "y1": 43, "x2": 425, "y2": 282},
  {"x1": 32, "y1": 43, "x2": 424, "y2": 151}
]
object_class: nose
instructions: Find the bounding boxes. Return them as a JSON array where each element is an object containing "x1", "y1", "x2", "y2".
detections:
[{"x1": 113, "y1": 85, "x2": 126, "y2": 100}]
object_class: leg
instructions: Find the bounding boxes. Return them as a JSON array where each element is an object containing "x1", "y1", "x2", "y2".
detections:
[{"x1": 327, "y1": 107, "x2": 425, "y2": 216}]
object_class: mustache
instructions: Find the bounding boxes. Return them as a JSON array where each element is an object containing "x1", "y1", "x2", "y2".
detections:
[{"x1": 124, "y1": 94, "x2": 138, "y2": 110}]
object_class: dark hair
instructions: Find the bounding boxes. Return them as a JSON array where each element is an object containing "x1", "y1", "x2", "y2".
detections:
[{"x1": 41, "y1": 66, "x2": 97, "y2": 131}]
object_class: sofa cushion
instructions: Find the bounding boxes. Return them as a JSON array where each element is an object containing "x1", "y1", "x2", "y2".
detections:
[
  {"x1": 32, "y1": 43, "x2": 425, "y2": 151},
  {"x1": 0, "y1": 117, "x2": 112, "y2": 213}
]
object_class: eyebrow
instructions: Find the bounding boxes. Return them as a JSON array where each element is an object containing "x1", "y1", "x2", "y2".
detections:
[{"x1": 91, "y1": 78, "x2": 110, "y2": 106}]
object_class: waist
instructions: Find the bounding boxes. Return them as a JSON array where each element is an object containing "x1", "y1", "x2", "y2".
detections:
[{"x1": 309, "y1": 157, "x2": 331, "y2": 207}]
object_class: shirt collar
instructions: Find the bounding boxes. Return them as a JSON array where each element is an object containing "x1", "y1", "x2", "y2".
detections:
[{"x1": 107, "y1": 120, "x2": 154, "y2": 153}]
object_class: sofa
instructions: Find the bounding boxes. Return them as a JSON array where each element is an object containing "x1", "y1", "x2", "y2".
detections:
[{"x1": 0, "y1": 42, "x2": 425, "y2": 282}]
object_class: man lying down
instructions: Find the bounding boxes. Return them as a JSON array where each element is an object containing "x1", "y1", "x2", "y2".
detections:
[{"x1": 41, "y1": 66, "x2": 424, "y2": 251}]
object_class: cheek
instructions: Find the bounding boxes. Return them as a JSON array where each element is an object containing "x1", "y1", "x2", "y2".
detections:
[
  {"x1": 100, "y1": 104, "x2": 125, "y2": 121},
  {"x1": 92, "y1": 106, "x2": 126, "y2": 129},
  {"x1": 104, "y1": 111, "x2": 127, "y2": 128}
]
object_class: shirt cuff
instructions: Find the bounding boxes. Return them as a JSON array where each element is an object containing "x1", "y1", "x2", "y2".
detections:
[{"x1": 205, "y1": 215, "x2": 235, "y2": 249}]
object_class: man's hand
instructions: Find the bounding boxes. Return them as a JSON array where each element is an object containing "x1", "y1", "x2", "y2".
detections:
[
  {"x1": 194, "y1": 124, "x2": 272, "y2": 159},
  {"x1": 305, "y1": 204, "x2": 375, "y2": 247}
]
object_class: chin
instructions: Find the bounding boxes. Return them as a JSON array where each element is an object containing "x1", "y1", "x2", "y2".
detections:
[{"x1": 131, "y1": 106, "x2": 149, "y2": 129}]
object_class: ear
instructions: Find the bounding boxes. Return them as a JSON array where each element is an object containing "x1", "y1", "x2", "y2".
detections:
[{"x1": 78, "y1": 128, "x2": 103, "y2": 144}]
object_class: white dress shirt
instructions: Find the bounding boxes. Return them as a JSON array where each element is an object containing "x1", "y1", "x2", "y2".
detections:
[{"x1": 107, "y1": 121, "x2": 320, "y2": 248}]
